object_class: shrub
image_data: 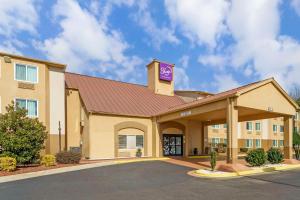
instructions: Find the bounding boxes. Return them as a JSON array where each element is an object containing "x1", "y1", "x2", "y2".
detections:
[
  {"x1": 293, "y1": 131, "x2": 300, "y2": 160},
  {"x1": 245, "y1": 149, "x2": 266, "y2": 166},
  {"x1": 240, "y1": 148, "x2": 249, "y2": 153},
  {"x1": 267, "y1": 148, "x2": 284, "y2": 164},
  {"x1": 0, "y1": 157, "x2": 17, "y2": 172},
  {"x1": 40, "y1": 155, "x2": 56, "y2": 167},
  {"x1": 136, "y1": 148, "x2": 142, "y2": 157},
  {"x1": 210, "y1": 151, "x2": 217, "y2": 171},
  {"x1": 0, "y1": 103, "x2": 47, "y2": 165},
  {"x1": 56, "y1": 151, "x2": 81, "y2": 164}
]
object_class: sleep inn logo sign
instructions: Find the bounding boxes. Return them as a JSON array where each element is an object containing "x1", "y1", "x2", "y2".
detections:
[{"x1": 159, "y1": 62, "x2": 173, "y2": 82}]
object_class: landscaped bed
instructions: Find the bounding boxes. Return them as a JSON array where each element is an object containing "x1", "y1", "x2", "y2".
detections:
[{"x1": 0, "y1": 163, "x2": 82, "y2": 177}]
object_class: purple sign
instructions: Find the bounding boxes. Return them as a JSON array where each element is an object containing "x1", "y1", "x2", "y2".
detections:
[{"x1": 159, "y1": 62, "x2": 173, "y2": 82}]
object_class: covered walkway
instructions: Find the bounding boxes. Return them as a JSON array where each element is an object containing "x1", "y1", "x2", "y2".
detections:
[{"x1": 155, "y1": 78, "x2": 299, "y2": 166}]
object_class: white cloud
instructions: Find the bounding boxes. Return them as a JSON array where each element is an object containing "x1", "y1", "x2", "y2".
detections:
[
  {"x1": 291, "y1": 0, "x2": 300, "y2": 16},
  {"x1": 179, "y1": 55, "x2": 189, "y2": 68},
  {"x1": 164, "y1": 0, "x2": 229, "y2": 49},
  {"x1": 213, "y1": 74, "x2": 240, "y2": 92},
  {"x1": 0, "y1": 0, "x2": 38, "y2": 37},
  {"x1": 226, "y1": 0, "x2": 300, "y2": 90},
  {"x1": 133, "y1": 0, "x2": 179, "y2": 49},
  {"x1": 198, "y1": 54, "x2": 227, "y2": 70},
  {"x1": 174, "y1": 67, "x2": 190, "y2": 90},
  {"x1": 35, "y1": 0, "x2": 143, "y2": 81}
]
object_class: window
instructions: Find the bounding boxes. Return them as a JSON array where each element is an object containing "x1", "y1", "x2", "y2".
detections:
[
  {"x1": 223, "y1": 138, "x2": 227, "y2": 145},
  {"x1": 280, "y1": 125, "x2": 284, "y2": 133},
  {"x1": 223, "y1": 124, "x2": 227, "y2": 129},
  {"x1": 15, "y1": 99, "x2": 38, "y2": 117},
  {"x1": 279, "y1": 140, "x2": 284, "y2": 147},
  {"x1": 211, "y1": 125, "x2": 220, "y2": 129},
  {"x1": 255, "y1": 122, "x2": 261, "y2": 131},
  {"x1": 245, "y1": 139, "x2": 253, "y2": 148},
  {"x1": 295, "y1": 112, "x2": 299, "y2": 120},
  {"x1": 255, "y1": 139, "x2": 261, "y2": 148},
  {"x1": 273, "y1": 125, "x2": 278, "y2": 133},
  {"x1": 15, "y1": 63, "x2": 38, "y2": 83},
  {"x1": 246, "y1": 122, "x2": 253, "y2": 131},
  {"x1": 212, "y1": 138, "x2": 220, "y2": 147},
  {"x1": 272, "y1": 140, "x2": 278, "y2": 147},
  {"x1": 118, "y1": 135, "x2": 144, "y2": 149}
]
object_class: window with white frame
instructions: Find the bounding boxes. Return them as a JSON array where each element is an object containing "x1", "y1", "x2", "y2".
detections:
[
  {"x1": 245, "y1": 139, "x2": 253, "y2": 148},
  {"x1": 223, "y1": 124, "x2": 227, "y2": 129},
  {"x1": 223, "y1": 138, "x2": 227, "y2": 145},
  {"x1": 273, "y1": 124, "x2": 278, "y2": 133},
  {"x1": 211, "y1": 125, "x2": 220, "y2": 129},
  {"x1": 211, "y1": 138, "x2": 220, "y2": 147},
  {"x1": 279, "y1": 140, "x2": 284, "y2": 147},
  {"x1": 255, "y1": 122, "x2": 261, "y2": 131},
  {"x1": 280, "y1": 125, "x2": 284, "y2": 133},
  {"x1": 15, "y1": 99, "x2": 38, "y2": 117},
  {"x1": 246, "y1": 122, "x2": 253, "y2": 131},
  {"x1": 255, "y1": 139, "x2": 261, "y2": 148},
  {"x1": 272, "y1": 140, "x2": 278, "y2": 147},
  {"x1": 15, "y1": 63, "x2": 38, "y2": 83},
  {"x1": 118, "y1": 135, "x2": 144, "y2": 149}
]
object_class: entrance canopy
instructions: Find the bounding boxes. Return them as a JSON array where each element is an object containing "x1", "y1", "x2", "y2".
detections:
[
  {"x1": 156, "y1": 78, "x2": 299, "y2": 163},
  {"x1": 157, "y1": 78, "x2": 298, "y2": 124}
]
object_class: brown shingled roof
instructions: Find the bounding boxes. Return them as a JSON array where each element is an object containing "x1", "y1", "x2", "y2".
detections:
[{"x1": 65, "y1": 72, "x2": 185, "y2": 117}]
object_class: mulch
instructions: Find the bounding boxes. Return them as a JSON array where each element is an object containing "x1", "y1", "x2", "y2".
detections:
[{"x1": 0, "y1": 163, "x2": 81, "y2": 177}]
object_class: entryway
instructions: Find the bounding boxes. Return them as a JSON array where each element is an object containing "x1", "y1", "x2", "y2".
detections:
[{"x1": 163, "y1": 135, "x2": 183, "y2": 156}]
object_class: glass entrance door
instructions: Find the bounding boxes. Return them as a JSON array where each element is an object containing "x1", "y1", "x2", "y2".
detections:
[{"x1": 163, "y1": 135, "x2": 183, "y2": 156}]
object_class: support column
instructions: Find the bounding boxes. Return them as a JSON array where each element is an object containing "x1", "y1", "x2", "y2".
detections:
[
  {"x1": 184, "y1": 120, "x2": 190, "y2": 156},
  {"x1": 284, "y1": 116, "x2": 293, "y2": 159},
  {"x1": 226, "y1": 98, "x2": 239, "y2": 164}
]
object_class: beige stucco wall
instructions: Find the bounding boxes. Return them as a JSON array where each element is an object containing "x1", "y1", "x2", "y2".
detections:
[
  {"x1": 147, "y1": 60, "x2": 174, "y2": 96},
  {"x1": 88, "y1": 114, "x2": 153, "y2": 159},
  {"x1": 0, "y1": 55, "x2": 65, "y2": 154}
]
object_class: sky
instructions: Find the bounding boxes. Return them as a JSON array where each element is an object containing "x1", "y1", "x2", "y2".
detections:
[{"x1": 1, "y1": 0, "x2": 300, "y2": 93}]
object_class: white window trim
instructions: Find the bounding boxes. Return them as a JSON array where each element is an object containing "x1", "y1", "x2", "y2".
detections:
[
  {"x1": 273, "y1": 125, "x2": 278, "y2": 133},
  {"x1": 14, "y1": 98, "x2": 39, "y2": 118},
  {"x1": 246, "y1": 122, "x2": 253, "y2": 131},
  {"x1": 14, "y1": 62, "x2": 39, "y2": 84},
  {"x1": 255, "y1": 122, "x2": 261, "y2": 132},
  {"x1": 118, "y1": 135, "x2": 144, "y2": 150},
  {"x1": 272, "y1": 140, "x2": 278, "y2": 147},
  {"x1": 245, "y1": 139, "x2": 253, "y2": 148},
  {"x1": 255, "y1": 139, "x2": 261, "y2": 148}
]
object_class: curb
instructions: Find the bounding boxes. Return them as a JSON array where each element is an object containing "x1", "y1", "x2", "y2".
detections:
[
  {"x1": 0, "y1": 158, "x2": 168, "y2": 184},
  {"x1": 190, "y1": 164, "x2": 300, "y2": 178}
]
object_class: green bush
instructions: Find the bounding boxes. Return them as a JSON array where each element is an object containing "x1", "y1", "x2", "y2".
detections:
[
  {"x1": 0, "y1": 103, "x2": 47, "y2": 165},
  {"x1": 267, "y1": 148, "x2": 284, "y2": 164},
  {"x1": 293, "y1": 131, "x2": 300, "y2": 160},
  {"x1": 245, "y1": 149, "x2": 266, "y2": 166},
  {"x1": 0, "y1": 157, "x2": 17, "y2": 172},
  {"x1": 240, "y1": 148, "x2": 249, "y2": 153},
  {"x1": 40, "y1": 154, "x2": 56, "y2": 167},
  {"x1": 210, "y1": 151, "x2": 217, "y2": 171},
  {"x1": 56, "y1": 151, "x2": 81, "y2": 164}
]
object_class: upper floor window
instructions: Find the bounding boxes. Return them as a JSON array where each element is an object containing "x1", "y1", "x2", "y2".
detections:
[
  {"x1": 211, "y1": 125, "x2": 220, "y2": 129},
  {"x1": 280, "y1": 125, "x2": 284, "y2": 133},
  {"x1": 223, "y1": 124, "x2": 227, "y2": 129},
  {"x1": 15, "y1": 98, "x2": 38, "y2": 117},
  {"x1": 246, "y1": 122, "x2": 253, "y2": 131},
  {"x1": 15, "y1": 63, "x2": 38, "y2": 83},
  {"x1": 255, "y1": 122, "x2": 261, "y2": 131},
  {"x1": 273, "y1": 124, "x2": 278, "y2": 133}
]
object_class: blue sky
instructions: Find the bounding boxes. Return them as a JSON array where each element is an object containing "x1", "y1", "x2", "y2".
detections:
[{"x1": 1, "y1": 0, "x2": 300, "y2": 93}]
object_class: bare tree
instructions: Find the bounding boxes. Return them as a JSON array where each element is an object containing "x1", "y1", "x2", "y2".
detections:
[{"x1": 290, "y1": 85, "x2": 300, "y2": 106}]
